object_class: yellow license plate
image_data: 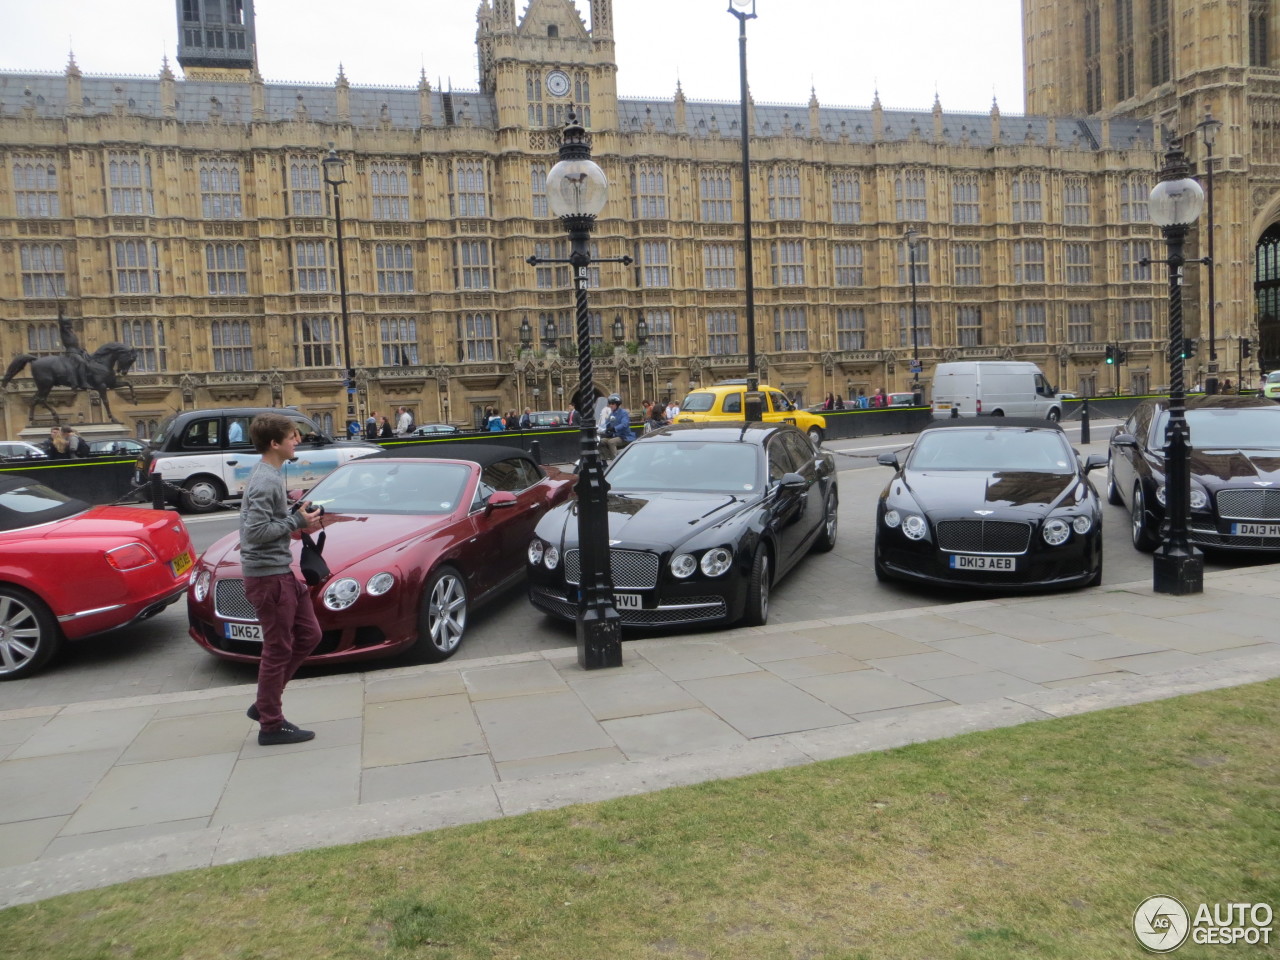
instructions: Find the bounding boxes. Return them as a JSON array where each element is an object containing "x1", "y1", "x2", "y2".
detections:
[{"x1": 170, "y1": 551, "x2": 193, "y2": 578}]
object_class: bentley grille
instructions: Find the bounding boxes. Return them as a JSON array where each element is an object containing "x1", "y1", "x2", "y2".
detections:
[
  {"x1": 563, "y1": 549, "x2": 660, "y2": 589},
  {"x1": 935, "y1": 519, "x2": 1032, "y2": 555},
  {"x1": 1216, "y1": 489, "x2": 1280, "y2": 521},
  {"x1": 214, "y1": 579, "x2": 259, "y2": 621}
]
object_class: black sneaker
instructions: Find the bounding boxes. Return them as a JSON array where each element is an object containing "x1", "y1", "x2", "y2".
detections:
[
  {"x1": 258, "y1": 721, "x2": 315, "y2": 746},
  {"x1": 246, "y1": 703, "x2": 260, "y2": 722}
]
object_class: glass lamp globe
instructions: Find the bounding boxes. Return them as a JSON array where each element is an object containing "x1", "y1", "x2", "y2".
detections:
[
  {"x1": 1149, "y1": 177, "x2": 1205, "y2": 227},
  {"x1": 546, "y1": 158, "x2": 609, "y2": 218}
]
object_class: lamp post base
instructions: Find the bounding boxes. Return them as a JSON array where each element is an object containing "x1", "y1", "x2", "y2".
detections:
[
  {"x1": 1152, "y1": 545, "x2": 1204, "y2": 595},
  {"x1": 577, "y1": 605, "x2": 623, "y2": 670}
]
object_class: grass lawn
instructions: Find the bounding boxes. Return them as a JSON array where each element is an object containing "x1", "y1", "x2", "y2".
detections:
[{"x1": 2, "y1": 679, "x2": 1277, "y2": 960}]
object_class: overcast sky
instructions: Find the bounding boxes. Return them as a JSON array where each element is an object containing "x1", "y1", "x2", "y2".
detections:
[{"x1": 2, "y1": 0, "x2": 1027, "y2": 116}]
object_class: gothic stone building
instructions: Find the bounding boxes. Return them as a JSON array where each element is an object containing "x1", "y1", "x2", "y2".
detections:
[{"x1": 0, "y1": 0, "x2": 1211, "y2": 440}]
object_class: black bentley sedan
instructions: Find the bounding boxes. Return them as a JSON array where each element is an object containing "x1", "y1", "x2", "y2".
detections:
[
  {"x1": 526, "y1": 422, "x2": 838, "y2": 629},
  {"x1": 875, "y1": 420, "x2": 1106, "y2": 590},
  {"x1": 1107, "y1": 395, "x2": 1280, "y2": 552}
]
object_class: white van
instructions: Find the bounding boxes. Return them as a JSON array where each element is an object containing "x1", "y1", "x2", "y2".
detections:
[{"x1": 930, "y1": 361, "x2": 1064, "y2": 421}]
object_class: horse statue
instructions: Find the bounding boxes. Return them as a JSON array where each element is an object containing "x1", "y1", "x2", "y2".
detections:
[{"x1": 2, "y1": 342, "x2": 138, "y2": 424}]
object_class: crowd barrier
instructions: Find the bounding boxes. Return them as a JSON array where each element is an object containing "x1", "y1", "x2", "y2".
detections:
[{"x1": 0, "y1": 396, "x2": 1164, "y2": 506}]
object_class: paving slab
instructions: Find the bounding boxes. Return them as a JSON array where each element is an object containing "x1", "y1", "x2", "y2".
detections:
[
  {"x1": 360, "y1": 754, "x2": 496, "y2": 804},
  {"x1": 495, "y1": 746, "x2": 626, "y2": 782},
  {"x1": 119, "y1": 710, "x2": 252, "y2": 764},
  {"x1": 931, "y1": 634, "x2": 1111, "y2": 683},
  {"x1": 602, "y1": 707, "x2": 746, "y2": 760},
  {"x1": 680, "y1": 670, "x2": 854, "y2": 738},
  {"x1": 462, "y1": 660, "x2": 568, "y2": 700},
  {"x1": 867, "y1": 614, "x2": 991, "y2": 643},
  {"x1": 567, "y1": 669, "x2": 701, "y2": 721},
  {"x1": 792, "y1": 670, "x2": 946, "y2": 715},
  {"x1": 631, "y1": 639, "x2": 760, "y2": 681},
  {"x1": 212, "y1": 744, "x2": 362, "y2": 826},
  {"x1": 796, "y1": 623, "x2": 937, "y2": 660},
  {"x1": 41, "y1": 817, "x2": 210, "y2": 862},
  {"x1": 863, "y1": 651, "x2": 988, "y2": 682},
  {"x1": 473, "y1": 690, "x2": 613, "y2": 763},
  {"x1": 0, "y1": 748, "x2": 122, "y2": 823},
  {"x1": 61, "y1": 753, "x2": 238, "y2": 835},
  {"x1": 915, "y1": 670, "x2": 1046, "y2": 705},
  {"x1": 763, "y1": 653, "x2": 869, "y2": 679},
  {"x1": 362, "y1": 694, "x2": 485, "y2": 767},
  {"x1": 0, "y1": 817, "x2": 67, "y2": 868},
  {"x1": 7, "y1": 706, "x2": 156, "y2": 760},
  {"x1": 365, "y1": 669, "x2": 467, "y2": 703}
]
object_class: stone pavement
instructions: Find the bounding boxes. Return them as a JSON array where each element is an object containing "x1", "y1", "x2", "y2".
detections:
[{"x1": 3, "y1": 565, "x2": 1280, "y2": 909}]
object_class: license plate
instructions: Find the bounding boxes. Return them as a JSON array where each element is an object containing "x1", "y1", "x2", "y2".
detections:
[
  {"x1": 1231, "y1": 522, "x2": 1280, "y2": 537},
  {"x1": 949, "y1": 555, "x2": 1015, "y2": 571},
  {"x1": 614, "y1": 593, "x2": 642, "y2": 610},
  {"x1": 170, "y1": 550, "x2": 193, "y2": 578},
  {"x1": 936, "y1": 402, "x2": 952, "y2": 409},
  {"x1": 225, "y1": 622, "x2": 263, "y2": 642}
]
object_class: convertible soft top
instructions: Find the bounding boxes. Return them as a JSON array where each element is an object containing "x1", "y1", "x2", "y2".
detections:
[
  {"x1": 367, "y1": 441, "x2": 538, "y2": 468},
  {"x1": 0, "y1": 475, "x2": 89, "y2": 531}
]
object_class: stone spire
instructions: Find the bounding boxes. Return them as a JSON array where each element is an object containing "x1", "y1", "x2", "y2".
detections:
[
  {"x1": 418, "y1": 68, "x2": 434, "y2": 127},
  {"x1": 65, "y1": 50, "x2": 82, "y2": 116},
  {"x1": 336, "y1": 64, "x2": 350, "y2": 123},
  {"x1": 932, "y1": 92, "x2": 943, "y2": 140},
  {"x1": 871, "y1": 89, "x2": 884, "y2": 141},
  {"x1": 674, "y1": 80, "x2": 686, "y2": 134},
  {"x1": 990, "y1": 95, "x2": 1001, "y2": 142},
  {"x1": 808, "y1": 87, "x2": 820, "y2": 139},
  {"x1": 160, "y1": 57, "x2": 177, "y2": 118}
]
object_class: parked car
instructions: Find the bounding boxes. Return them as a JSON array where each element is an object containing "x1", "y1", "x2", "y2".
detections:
[
  {"x1": 1107, "y1": 395, "x2": 1280, "y2": 552},
  {"x1": 409, "y1": 424, "x2": 463, "y2": 437},
  {"x1": 0, "y1": 441, "x2": 47, "y2": 459},
  {"x1": 0, "y1": 476, "x2": 195, "y2": 679},
  {"x1": 1262, "y1": 371, "x2": 1280, "y2": 400},
  {"x1": 874, "y1": 419, "x2": 1106, "y2": 589},
  {"x1": 930, "y1": 361, "x2": 1064, "y2": 420},
  {"x1": 188, "y1": 444, "x2": 575, "y2": 666},
  {"x1": 886, "y1": 392, "x2": 919, "y2": 407},
  {"x1": 136, "y1": 407, "x2": 380, "y2": 514},
  {"x1": 675, "y1": 380, "x2": 828, "y2": 444},
  {"x1": 527, "y1": 422, "x2": 838, "y2": 629},
  {"x1": 527, "y1": 411, "x2": 569, "y2": 428},
  {"x1": 87, "y1": 437, "x2": 148, "y2": 456}
]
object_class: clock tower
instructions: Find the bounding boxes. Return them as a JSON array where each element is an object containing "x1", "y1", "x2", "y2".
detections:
[{"x1": 477, "y1": 0, "x2": 618, "y2": 133}]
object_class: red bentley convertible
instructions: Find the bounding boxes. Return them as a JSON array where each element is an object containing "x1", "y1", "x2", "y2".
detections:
[
  {"x1": 188, "y1": 444, "x2": 574, "y2": 666},
  {"x1": 0, "y1": 476, "x2": 194, "y2": 680}
]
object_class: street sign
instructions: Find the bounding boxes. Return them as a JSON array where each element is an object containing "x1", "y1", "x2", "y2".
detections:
[{"x1": 909, "y1": 360, "x2": 922, "y2": 374}]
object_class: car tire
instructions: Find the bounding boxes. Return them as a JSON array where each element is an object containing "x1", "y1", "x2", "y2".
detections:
[
  {"x1": 179, "y1": 475, "x2": 226, "y2": 514},
  {"x1": 807, "y1": 426, "x2": 823, "y2": 446},
  {"x1": 812, "y1": 490, "x2": 838, "y2": 553},
  {"x1": 1106, "y1": 457, "x2": 1124, "y2": 506},
  {"x1": 0, "y1": 585, "x2": 61, "y2": 681},
  {"x1": 1131, "y1": 486, "x2": 1159, "y2": 553},
  {"x1": 740, "y1": 547, "x2": 770, "y2": 627},
  {"x1": 1047, "y1": 408, "x2": 1061, "y2": 422},
  {"x1": 417, "y1": 565, "x2": 468, "y2": 662}
]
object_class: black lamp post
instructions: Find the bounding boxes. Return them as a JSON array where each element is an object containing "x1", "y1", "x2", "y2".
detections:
[
  {"x1": 905, "y1": 227, "x2": 923, "y2": 396},
  {"x1": 527, "y1": 109, "x2": 633, "y2": 669},
  {"x1": 728, "y1": 0, "x2": 763, "y2": 421},
  {"x1": 1196, "y1": 110, "x2": 1222, "y2": 393},
  {"x1": 1148, "y1": 141, "x2": 1206, "y2": 596},
  {"x1": 322, "y1": 146, "x2": 356, "y2": 419}
]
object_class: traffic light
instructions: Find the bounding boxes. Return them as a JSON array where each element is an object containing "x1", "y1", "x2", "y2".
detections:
[
  {"x1": 1115, "y1": 347, "x2": 1128, "y2": 364},
  {"x1": 1180, "y1": 338, "x2": 1197, "y2": 360},
  {"x1": 1241, "y1": 337, "x2": 1253, "y2": 360},
  {"x1": 1105, "y1": 344, "x2": 1116, "y2": 365}
]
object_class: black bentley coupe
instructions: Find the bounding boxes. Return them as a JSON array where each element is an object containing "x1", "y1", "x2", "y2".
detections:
[
  {"x1": 1107, "y1": 395, "x2": 1280, "y2": 552},
  {"x1": 875, "y1": 419, "x2": 1106, "y2": 590},
  {"x1": 526, "y1": 422, "x2": 838, "y2": 629}
]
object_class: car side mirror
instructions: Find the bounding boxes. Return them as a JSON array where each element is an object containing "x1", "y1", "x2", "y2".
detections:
[
  {"x1": 1084, "y1": 454, "x2": 1108, "y2": 473},
  {"x1": 877, "y1": 452, "x2": 900, "y2": 469},
  {"x1": 486, "y1": 491, "x2": 518, "y2": 512},
  {"x1": 778, "y1": 471, "x2": 808, "y2": 492},
  {"x1": 1111, "y1": 433, "x2": 1138, "y2": 448}
]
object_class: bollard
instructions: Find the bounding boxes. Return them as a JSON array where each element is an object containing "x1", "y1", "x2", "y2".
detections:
[
  {"x1": 950, "y1": 405, "x2": 959, "y2": 419},
  {"x1": 529, "y1": 439, "x2": 542, "y2": 465},
  {"x1": 1080, "y1": 397, "x2": 1090, "y2": 445},
  {"x1": 150, "y1": 472, "x2": 166, "y2": 510}
]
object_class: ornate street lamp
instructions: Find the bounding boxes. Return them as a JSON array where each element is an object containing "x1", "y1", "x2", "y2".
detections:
[
  {"x1": 1148, "y1": 140, "x2": 1206, "y2": 596},
  {"x1": 322, "y1": 146, "x2": 356, "y2": 418},
  {"x1": 904, "y1": 226, "x2": 923, "y2": 397},
  {"x1": 542, "y1": 315, "x2": 558, "y2": 352},
  {"x1": 612, "y1": 313, "x2": 625, "y2": 347},
  {"x1": 1196, "y1": 110, "x2": 1223, "y2": 392},
  {"x1": 519, "y1": 314, "x2": 533, "y2": 352},
  {"x1": 728, "y1": 0, "x2": 762, "y2": 421},
  {"x1": 527, "y1": 109, "x2": 633, "y2": 669}
]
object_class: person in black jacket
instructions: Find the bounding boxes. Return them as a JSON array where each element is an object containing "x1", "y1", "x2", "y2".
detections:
[{"x1": 378, "y1": 416, "x2": 395, "y2": 438}]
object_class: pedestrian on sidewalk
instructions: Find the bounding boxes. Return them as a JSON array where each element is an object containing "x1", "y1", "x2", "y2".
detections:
[{"x1": 240, "y1": 412, "x2": 325, "y2": 746}]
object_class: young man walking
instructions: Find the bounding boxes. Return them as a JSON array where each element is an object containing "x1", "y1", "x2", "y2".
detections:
[{"x1": 241, "y1": 413, "x2": 325, "y2": 746}]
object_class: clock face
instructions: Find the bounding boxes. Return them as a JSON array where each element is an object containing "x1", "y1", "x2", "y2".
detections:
[{"x1": 546, "y1": 70, "x2": 571, "y2": 98}]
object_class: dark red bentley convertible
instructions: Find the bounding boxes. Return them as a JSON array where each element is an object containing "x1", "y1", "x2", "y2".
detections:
[{"x1": 187, "y1": 444, "x2": 574, "y2": 666}]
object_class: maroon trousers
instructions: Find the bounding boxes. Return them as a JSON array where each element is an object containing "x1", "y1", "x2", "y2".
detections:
[{"x1": 244, "y1": 573, "x2": 323, "y2": 730}]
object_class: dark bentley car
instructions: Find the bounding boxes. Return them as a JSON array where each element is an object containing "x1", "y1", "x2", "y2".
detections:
[
  {"x1": 1108, "y1": 395, "x2": 1280, "y2": 552},
  {"x1": 875, "y1": 420, "x2": 1106, "y2": 590},
  {"x1": 526, "y1": 422, "x2": 838, "y2": 629}
]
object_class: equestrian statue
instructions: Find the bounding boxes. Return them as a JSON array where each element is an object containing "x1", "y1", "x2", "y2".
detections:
[{"x1": 2, "y1": 311, "x2": 138, "y2": 423}]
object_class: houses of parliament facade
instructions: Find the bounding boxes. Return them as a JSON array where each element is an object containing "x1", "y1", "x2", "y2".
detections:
[{"x1": 0, "y1": 0, "x2": 1276, "y2": 439}]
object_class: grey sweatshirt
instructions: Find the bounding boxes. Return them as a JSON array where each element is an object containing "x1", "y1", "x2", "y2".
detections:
[{"x1": 239, "y1": 460, "x2": 306, "y2": 577}]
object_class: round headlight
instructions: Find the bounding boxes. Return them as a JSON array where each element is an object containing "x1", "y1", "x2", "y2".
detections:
[
  {"x1": 1043, "y1": 518, "x2": 1070, "y2": 546},
  {"x1": 670, "y1": 553, "x2": 697, "y2": 578},
  {"x1": 366, "y1": 572, "x2": 395, "y2": 596},
  {"x1": 1155, "y1": 485, "x2": 1167, "y2": 506},
  {"x1": 700, "y1": 547, "x2": 733, "y2": 577},
  {"x1": 1190, "y1": 488, "x2": 1208, "y2": 509},
  {"x1": 544, "y1": 545, "x2": 560, "y2": 570},
  {"x1": 323, "y1": 577, "x2": 361, "y2": 611},
  {"x1": 192, "y1": 568, "x2": 210, "y2": 603},
  {"x1": 883, "y1": 509, "x2": 902, "y2": 529},
  {"x1": 528, "y1": 539, "x2": 544, "y2": 566},
  {"x1": 1072, "y1": 516, "x2": 1093, "y2": 535},
  {"x1": 902, "y1": 515, "x2": 928, "y2": 540}
]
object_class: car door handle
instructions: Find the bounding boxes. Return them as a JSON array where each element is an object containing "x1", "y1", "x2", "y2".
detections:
[{"x1": 226, "y1": 459, "x2": 238, "y2": 466}]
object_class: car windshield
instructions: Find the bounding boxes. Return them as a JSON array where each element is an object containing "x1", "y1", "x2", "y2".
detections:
[
  {"x1": 1156, "y1": 408, "x2": 1280, "y2": 449},
  {"x1": 305, "y1": 460, "x2": 471, "y2": 515},
  {"x1": 680, "y1": 392, "x2": 717, "y2": 413},
  {"x1": 606, "y1": 440, "x2": 761, "y2": 494},
  {"x1": 910, "y1": 428, "x2": 1075, "y2": 473},
  {"x1": 1267, "y1": 373, "x2": 1280, "y2": 384}
]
